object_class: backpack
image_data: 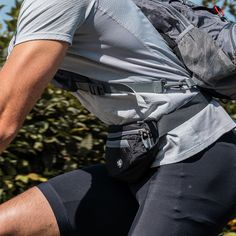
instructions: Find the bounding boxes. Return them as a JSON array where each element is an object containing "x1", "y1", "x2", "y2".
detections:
[
  {"x1": 132, "y1": 0, "x2": 236, "y2": 99},
  {"x1": 54, "y1": 0, "x2": 236, "y2": 99}
]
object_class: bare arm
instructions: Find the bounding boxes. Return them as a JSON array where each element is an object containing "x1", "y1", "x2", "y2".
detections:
[{"x1": 0, "y1": 40, "x2": 68, "y2": 153}]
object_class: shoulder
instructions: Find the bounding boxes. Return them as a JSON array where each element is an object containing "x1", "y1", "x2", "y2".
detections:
[{"x1": 13, "y1": 0, "x2": 97, "y2": 47}]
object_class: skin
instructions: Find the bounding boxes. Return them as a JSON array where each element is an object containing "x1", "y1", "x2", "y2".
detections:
[
  {"x1": 0, "y1": 187, "x2": 60, "y2": 236},
  {"x1": 0, "y1": 39, "x2": 69, "y2": 235}
]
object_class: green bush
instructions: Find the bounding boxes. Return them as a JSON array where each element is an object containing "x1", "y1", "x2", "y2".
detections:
[
  {"x1": 0, "y1": 86, "x2": 107, "y2": 202},
  {"x1": 0, "y1": 1, "x2": 107, "y2": 202}
]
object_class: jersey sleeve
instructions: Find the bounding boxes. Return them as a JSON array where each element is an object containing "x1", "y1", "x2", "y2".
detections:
[{"x1": 13, "y1": 0, "x2": 95, "y2": 46}]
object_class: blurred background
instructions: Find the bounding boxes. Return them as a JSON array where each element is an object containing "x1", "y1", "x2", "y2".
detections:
[{"x1": 0, "y1": 1, "x2": 236, "y2": 235}]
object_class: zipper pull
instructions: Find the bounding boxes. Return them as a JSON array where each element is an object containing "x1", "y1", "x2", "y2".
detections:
[
  {"x1": 213, "y1": 5, "x2": 224, "y2": 18},
  {"x1": 140, "y1": 129, "x2": 152, "y2": 149}
]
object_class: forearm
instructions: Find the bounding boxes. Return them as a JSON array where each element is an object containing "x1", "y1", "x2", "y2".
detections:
[
  {"x1": 0, "y1": 70, "x2": 28, "y2": 153},
  {"x1": 0, "y1": 40, "x2": 68, "y2": 154},
  {"x1": 0, "y1": 71, "x2": 19, "y2": 153},
  {"x1": 0, "y1": 56, "x2": 49, "y2": 153}
]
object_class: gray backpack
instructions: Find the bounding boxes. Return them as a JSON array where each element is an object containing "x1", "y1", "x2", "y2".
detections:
[
  {"x1": 54, "y1": 0, "x2": 236, "y2": 100},
  {"x1": 133, "y1": 0, "x2": 236, "y2": 99}
]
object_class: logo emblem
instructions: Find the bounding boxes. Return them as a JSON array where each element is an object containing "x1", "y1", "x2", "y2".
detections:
[{"x1": 117, "y1": 159, "x2": 123, "y2": 169}]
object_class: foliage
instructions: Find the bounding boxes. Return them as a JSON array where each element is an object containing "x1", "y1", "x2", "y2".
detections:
[
  {"x1": 0, "y1": 0, "x2": 107, "y2": 202},
  {"x1": 0, "y1": 0, "x2": 21, "y2": 64},
  {"x1": 0, "y1": 85, "x2": 107, "y2": 202}
]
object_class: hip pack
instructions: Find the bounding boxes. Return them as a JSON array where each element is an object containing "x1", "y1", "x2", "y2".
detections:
[
  {"x1": 133, "y1": 0, "x2": 236, "y2": 99},
  {"x1": 105, "y1": 92, "x2": 211, "y2": 183}
]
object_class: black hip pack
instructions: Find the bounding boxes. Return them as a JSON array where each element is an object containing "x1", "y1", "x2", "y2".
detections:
[{"x1": 105, "y1": 92, "x2": 211, "y2": 183}]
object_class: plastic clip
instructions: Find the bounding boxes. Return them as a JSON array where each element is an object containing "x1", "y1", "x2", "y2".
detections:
[
  {"x1": 89, "y1": 84, "x2": 105, "y2": 96},
  {"x1": 140, "y1": 129, "x2": 152, "y2": 150}
]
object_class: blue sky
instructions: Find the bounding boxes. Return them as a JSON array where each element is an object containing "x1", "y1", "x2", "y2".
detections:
[{"x1": 0, "y1": 0, "x2": 15, "y2": 30}]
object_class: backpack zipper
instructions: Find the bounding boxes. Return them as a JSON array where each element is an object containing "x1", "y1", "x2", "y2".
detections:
[
  {"x1": 107, "y1": 128, "x2": 148, "y2": 139},
  {"x1": 107, "y1": 128, "x2": 153, "y2": 150}
]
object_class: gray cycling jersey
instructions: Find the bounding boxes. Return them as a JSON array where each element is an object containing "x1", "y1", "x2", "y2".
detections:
[{"x1": 8, "y1": 0, "x2": 235, "y2": 166}]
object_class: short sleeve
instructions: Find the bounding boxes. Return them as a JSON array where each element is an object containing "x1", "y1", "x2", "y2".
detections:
[{"x1": 13, "y1": 0, "x2": 95, "y2": 46}]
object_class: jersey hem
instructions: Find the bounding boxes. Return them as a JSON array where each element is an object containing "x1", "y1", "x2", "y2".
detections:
[
  {"x1": 14, "y1": 33, "x2": 72, "y2": 46},
  {"x1": 151, "y1": 121, "x2": 236, "y2": 167}
]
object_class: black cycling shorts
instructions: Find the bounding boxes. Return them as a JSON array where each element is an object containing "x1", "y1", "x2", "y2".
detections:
[{"x1": 38, "y1": 130, "x2": 236, "y2": 236}]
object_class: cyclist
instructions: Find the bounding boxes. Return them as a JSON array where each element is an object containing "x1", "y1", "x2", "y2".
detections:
[{"x1": 0, "y1": 0, "x2": 236, "y2": 235}]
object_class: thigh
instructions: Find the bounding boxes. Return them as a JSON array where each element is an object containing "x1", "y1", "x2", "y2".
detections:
[
  {"x1": 129, "y1": 131, "x2": 236, "y2": 236},
  {"x1": 38, "y1": 164, "x2": 139, "y2": 236}
]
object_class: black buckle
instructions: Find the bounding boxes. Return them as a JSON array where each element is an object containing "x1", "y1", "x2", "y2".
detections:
[
  {"x1": 54, "y1": 70, "x2": 78, "y2": 92},
  {"x1": 89, "y1": 84, "x2": 105, "y2": 95}
]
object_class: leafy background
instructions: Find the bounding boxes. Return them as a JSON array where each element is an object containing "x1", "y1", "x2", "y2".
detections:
[
  {"x1": 0, "y1": 0, "x2": 108, "y2": 201},
  {"x1": 0, "y1": 0, "x2": 236, "y2": 235}
]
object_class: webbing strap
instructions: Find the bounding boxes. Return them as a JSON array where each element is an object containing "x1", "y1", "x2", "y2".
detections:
[
  {"x1": 54, "y1": 70, "x2": 133, "y2": 95},
  {"x1": 158, "y1": 92, "x2": 212, "y2": 137},
  {"x1": 54, "y1": 71, "x2": 211, "y2": 137},
  {"x1": 54, "y1": 70, "x2": 197, "y2": 95}
]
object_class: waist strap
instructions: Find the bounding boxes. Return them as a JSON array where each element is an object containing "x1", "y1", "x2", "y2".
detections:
[
  {"x1": 54, "y1": 70, "x2": 196, "y2": 95},
  {"x1": 54, "y1": 70, "x2": 211, "y2": 136}
]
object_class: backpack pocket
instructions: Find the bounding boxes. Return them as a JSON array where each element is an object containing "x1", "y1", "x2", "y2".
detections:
[
  {"x1": 105, "y1": 121, "x2": 159, "y2": 183},
  {"x1": 176, "y1": 26, "x2": 236, "y2": 99},
  {"x1": 135, "y1": 0, "x2": 236, "y2": 99},
  {"x1": 176, "y1": 26, "x2": 236, "y2": 82},
  {"x1": 218, "y1": 24, "x2": 236, "y2": 64}
]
